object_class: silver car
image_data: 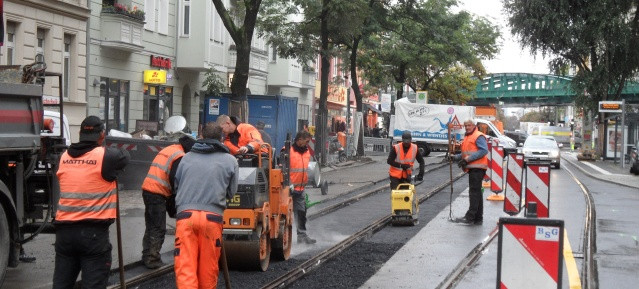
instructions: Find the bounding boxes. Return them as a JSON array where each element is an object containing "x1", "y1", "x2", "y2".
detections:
[{"x1": 521, "y1": 135, "x2": 561, "y2": 169}]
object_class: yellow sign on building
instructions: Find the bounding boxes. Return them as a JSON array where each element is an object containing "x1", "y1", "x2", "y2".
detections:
[{"x1": 144, "y1": 70, "x2": 167, "y2": 84}]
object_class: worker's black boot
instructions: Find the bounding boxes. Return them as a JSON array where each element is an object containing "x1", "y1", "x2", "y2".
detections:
[{"x1": 297, "y1": 234, "x2": 317, "y2": 244}]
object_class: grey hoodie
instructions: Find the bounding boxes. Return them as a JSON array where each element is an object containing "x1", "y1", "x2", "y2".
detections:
[{"x1": 174, "y1": 139, "x2": 238, "y2": 215}]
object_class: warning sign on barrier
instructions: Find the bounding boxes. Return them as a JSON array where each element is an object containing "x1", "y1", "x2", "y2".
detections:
[
  {"x1": 525, "y1": 164, "x2": 551, "y2": 218},
  {"x1": 497, "y1": 217, "x2": 564, "y2": 289},
  {"x1": 504, "y1": 153, "x2": 524, "y2": 215},
  {"x1": 491, "y1": 143, "x2": 504, "y2": 193}
]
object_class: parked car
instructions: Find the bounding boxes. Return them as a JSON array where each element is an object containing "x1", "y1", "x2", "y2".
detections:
[
  {"x1": 505, "y1": 130, "x2": 529, "y2": 146},
  {"x1": 522, "y1": 135, "x2": 561, "y2": 169}
]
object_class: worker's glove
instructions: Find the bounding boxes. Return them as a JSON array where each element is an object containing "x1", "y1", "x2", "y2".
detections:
[
  {"x1": 414, "y1": 174, "x2": 423, "y2": 182},
  {"x1": 457, "y1": 159, "x2": 468, "y2": 169},
  {"x1": 400, "y1": 164, "x2": 412, "y2": 170},
  {"x1": 449, "y1": 154, "x2": 460, "y2": 161}
]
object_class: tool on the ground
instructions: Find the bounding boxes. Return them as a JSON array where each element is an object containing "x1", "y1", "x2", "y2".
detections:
[
  {"x1": 447, "y1": 124, "x2": 456, "y2": 220},
  {"x1": 219, "y1": 238, "x2": 231, "y2": 289},
  {"x1": 390, "y1": 168, "x2": 419, "y2": 226},
  {"x1": 115, "y1": 182, "x2": 126, "y2": 288}
]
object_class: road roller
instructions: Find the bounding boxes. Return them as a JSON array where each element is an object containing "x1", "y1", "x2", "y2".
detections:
[
  {"x1": 390, "y1": 181, "x2": 419, "y2": 226},
  {"x1": 223, "y1": 143, "x2": 293, "y2": 271}
]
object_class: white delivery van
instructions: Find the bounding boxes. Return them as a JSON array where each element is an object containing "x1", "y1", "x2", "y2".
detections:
[
  {"x1": 390, "y1": 99, "x2": 516, "y2": 156},
  {"x1": 42, "y1": 110, "x2": 71, "y2": 147}
]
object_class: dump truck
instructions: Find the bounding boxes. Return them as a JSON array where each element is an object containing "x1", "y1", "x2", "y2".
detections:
[{"x1": 0, "y1": 66, "x2": 67, "y2": 286}]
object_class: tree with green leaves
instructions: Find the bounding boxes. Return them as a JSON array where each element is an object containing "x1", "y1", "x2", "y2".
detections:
[{"x1": 503, "y1": 0, "x2": 639, "y2": 112}]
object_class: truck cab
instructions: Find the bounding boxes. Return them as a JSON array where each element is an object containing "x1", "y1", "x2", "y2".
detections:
[{"x1": 475, "y1": 119, "x2": 517, "y2": 153}]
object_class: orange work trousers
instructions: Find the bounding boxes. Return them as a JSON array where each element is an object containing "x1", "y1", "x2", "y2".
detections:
[{"x1": 174, "y1": 210, "x2": 223, "y2": 289}]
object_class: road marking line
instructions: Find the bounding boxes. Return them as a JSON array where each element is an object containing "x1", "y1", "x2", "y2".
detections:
[
  {"x1": 581, "y1": 161, "x2": 612, "y2": 175},
  {"x1": 563, "y1": 229, "x2": 582, "y2": 289}
]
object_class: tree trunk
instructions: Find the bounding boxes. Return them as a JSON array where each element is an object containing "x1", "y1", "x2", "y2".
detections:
[
  {"x1": 316, "y1": 0, "x2": 331, "y2": 166},
  {"x1": 230, "y1": 44, "x2": 251, "y2": 122},
  {"x1": 350, "y1": 38, "x2": 365, "y2": 157}
]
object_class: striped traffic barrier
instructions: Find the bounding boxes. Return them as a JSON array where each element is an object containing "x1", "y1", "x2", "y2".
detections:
[
  {"x1": 482, "y1": 138, "x2": 493, "y2": 188},
  {"x1": 503, "y1": 153, "x2": 524, "y2": 215},
  {"x1": 497, "y1": 217, "x2": 564, "y2": 289},
  {"x1": 525, "y1": 164, "x2": 551, "y2": 218},
  {"x1": 490, "y1": 140, "x2": 504, "y2": 193}
]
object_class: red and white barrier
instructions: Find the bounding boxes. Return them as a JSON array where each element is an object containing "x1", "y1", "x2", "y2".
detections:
[
  {"x1": 490, "y1": 142, "x2": 504, "y2": 193},
  {"x1": 483, "y1": 138, "x2": 493, "y2": 187},
  {"x1": 504, "y1": 153, "x2": 524, "y2": 215},
  {"x1": 497, "y1": 217, "x2": 564, "y2": 289},
  {"x1": 109, "y1": 143, "x2": 137, "y2": 151},
  {"x1": 525, "y1": 164, "x2": 551, "y2": 218}
]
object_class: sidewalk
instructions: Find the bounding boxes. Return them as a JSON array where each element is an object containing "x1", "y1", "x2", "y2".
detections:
[{"x1": 562, "y1": 151, "x2": 639, "y2": 189}]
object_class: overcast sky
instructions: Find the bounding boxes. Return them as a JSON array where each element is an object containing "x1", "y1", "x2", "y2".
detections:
[{"x1": 457, "y1": 0, "x2": 550, "y2": 75}]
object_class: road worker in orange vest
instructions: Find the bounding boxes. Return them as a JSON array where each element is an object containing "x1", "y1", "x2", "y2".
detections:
[
  {"x1": 450, "y1": 120, "x2": 489, "y2": 225},
  {"x1": 387, "y1": 131, "x2": 425, "y2": 191},
  {"x1": 140, "y1": 135, "x2": 195, "y2": 269},
  {"x1": 288, "y1": 130, "x2": 317, "y2": 244},
  {"x1": 173, "y1": 122, "x2": 238, "y2": 288},
  {"x1": 53, "y1": 116, "x2": 130, "y2": 289},
  {"x1": 217, "y1": 114, "x2": 268, "y2": 155}
]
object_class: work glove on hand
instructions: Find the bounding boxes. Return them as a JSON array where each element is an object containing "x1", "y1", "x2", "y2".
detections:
[
  {"x1": 457, "y1": 159, "x2": 468, "y2": 169},
  {"x1": 400, "y1": 164, "x2": 412, "y2": 170},
  {"x1": 414, "y1": 174, "x2": 424, "y2": 182}
]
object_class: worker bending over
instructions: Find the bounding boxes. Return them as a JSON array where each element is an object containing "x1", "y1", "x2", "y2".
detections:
[{"x1": 217, "y1": 114, "x2": 267, "y2": 155}]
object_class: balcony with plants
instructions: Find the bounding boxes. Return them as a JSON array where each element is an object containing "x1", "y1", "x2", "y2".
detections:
[{"x1": 99, "y1": 3, "x2": 145, "y2": 52}]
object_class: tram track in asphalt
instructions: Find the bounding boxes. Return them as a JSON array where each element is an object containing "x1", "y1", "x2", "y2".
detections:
[
  {"x1": 436, "y1": 157, "x2": 598, "y2": 289},
  {"x1": 101, "y1": 160, "x2": 461, "y2": 288}
]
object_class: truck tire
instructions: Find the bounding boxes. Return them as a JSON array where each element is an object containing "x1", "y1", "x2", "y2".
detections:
[
  {"x1": 0, "y1": 204, "x2": 10, "y2": 287},
  {"x1": 417, "y1": 144, "x2": 431, "y2": 157}
]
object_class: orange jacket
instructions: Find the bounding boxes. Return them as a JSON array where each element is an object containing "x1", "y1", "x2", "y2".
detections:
[
  {"x1": 389, "y1": 143, "x2": 417, "y2": 179},
  {"x1": 141, "y1": 144, "x2": 185, "y2": 197},
  {"x1": 461, "y1": 129, "x2": 489, "y2": 172},
  {"x1": 289, "y1": 147, "x2": 311, "y2": 191},
  {"x1": 56, "y1": 147, "x2": 117, "y2": 221},
  {"x1": 224, "y1": 123, "x2": 266, "y2": 155}
]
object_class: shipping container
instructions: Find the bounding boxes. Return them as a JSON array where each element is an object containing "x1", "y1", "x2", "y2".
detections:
[{"x1": 203, "y1": 94, "x2": 298, "y2": 156}]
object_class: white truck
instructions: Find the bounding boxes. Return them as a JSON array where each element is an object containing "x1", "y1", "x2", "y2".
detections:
[{"x1": 390, "y1": 99, "x2": 516, "y2": 156}]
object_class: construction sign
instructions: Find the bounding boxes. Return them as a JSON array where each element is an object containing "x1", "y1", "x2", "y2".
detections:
[
  {"x1": 504, "y1": 153, "x2": 524, "y2": 215},
  {"x1": 497, "y1": 217, "x2": 564, "y2": 289},
  {"x1": 525, "y1": 164, "x2": 551, "y2": 218}
]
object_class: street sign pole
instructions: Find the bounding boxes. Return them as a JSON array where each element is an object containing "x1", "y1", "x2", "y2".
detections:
[{"x1": 621, "y1": 99, "x2": 626, "y2": 168}]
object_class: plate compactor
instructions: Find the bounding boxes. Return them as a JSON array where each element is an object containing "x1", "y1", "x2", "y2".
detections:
[
  {"x1": 223, "y1": 144, "x2": 293, "y2": 271},
  {"x1": 391, "y1": 182, "x2": 419, "y2": 226}
]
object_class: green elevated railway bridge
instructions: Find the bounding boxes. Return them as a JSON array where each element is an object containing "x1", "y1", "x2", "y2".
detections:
[{"x1": 468, "y1": 73, "x2": 639, "y2": 106}]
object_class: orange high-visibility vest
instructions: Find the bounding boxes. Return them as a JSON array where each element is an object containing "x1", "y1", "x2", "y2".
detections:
[
  {"x1": 56, "y1": 147, "x2": 117, "y2": 221},
  {"x1": 141, "y1": 144, "x2": 185, "y2": 197},
  {"x1": 289, "y1": 147, "x2": 311, "y2": 191},
  {"x1": 460, "y1": 129, "x2": 489, "y2": 172},
  {"x1": 389, "y1": 143, "x2": 417, "y2": 179},
  {"x1": 224, "y1": 123, "x2": 267, "y2": 155}
]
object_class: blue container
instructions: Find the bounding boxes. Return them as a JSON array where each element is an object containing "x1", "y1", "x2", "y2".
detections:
[{"x1": 203, "y1": 94, "x2": 298, "y2": 156}]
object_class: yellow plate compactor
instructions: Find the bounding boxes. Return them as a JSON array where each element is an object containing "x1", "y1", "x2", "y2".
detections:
[{"x1": 391, "y1": 183, "x2": 419, "y2": 226}]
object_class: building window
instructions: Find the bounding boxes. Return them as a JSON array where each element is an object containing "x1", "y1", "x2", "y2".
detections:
[
  {"x1": 5, "y1": 22, "x2": 16, "y2": 65},
  {"x1": 181, "y1": 0, "x2": 191, "y2": 36},
  {"x1": 63, "y1": 35, "x2": 72, "y2": 99},
  {"x1": 144, "y1": 0, "x2": 156, "y2": 31},
  {"x1": 270, "y1": 45, "x2": 277, "y2": 63},
  {"x1": 143, "y1": 85, "x2": 173, "y2": 129},
  {"x1": 100, "y1": 78, "x2": 130, "y2": 132}
]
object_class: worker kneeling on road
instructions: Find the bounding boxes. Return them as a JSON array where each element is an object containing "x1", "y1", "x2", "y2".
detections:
[
  {"x1": 140, "y1": 135, "x2": 195, "y2": 269},
  {"x1": 387, "y1": 131, "x2": 425, "y2": 191},
  {"x1": 53, "y1": 116, "x2": 130, "y2": 289},
  {"x1": 289, "y1": 130, "x2": 317, "y2": 244},
  {"x1": 217, "y1": 114, "x2": 267, "y2": 155},
  {"x1": 173, "y1": 122, "x2": 238, "y2": 288}
]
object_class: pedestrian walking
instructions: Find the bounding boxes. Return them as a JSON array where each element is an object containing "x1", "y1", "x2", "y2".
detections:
[
  {"x1": 451, "y1": 120, "x2": 489, "y2": 225},
  {"x1": 289, "y1": 130, "x2": 317, "y2": 244},
  {"x1": 140, "y1": 135, "x2": 195, "y2": 269},
  {"x1": 217, "y1": 114, "x2": 266, "y2": 155},
  {"x1": 387, "y1": 131, "x2": 425, "y2": 191},
  {"x1": 173, "y1": 122, "x2": 238, "y2": 289},
  {"x1": 52, "y1": 116, "x2": 130, "y2": 289}
]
